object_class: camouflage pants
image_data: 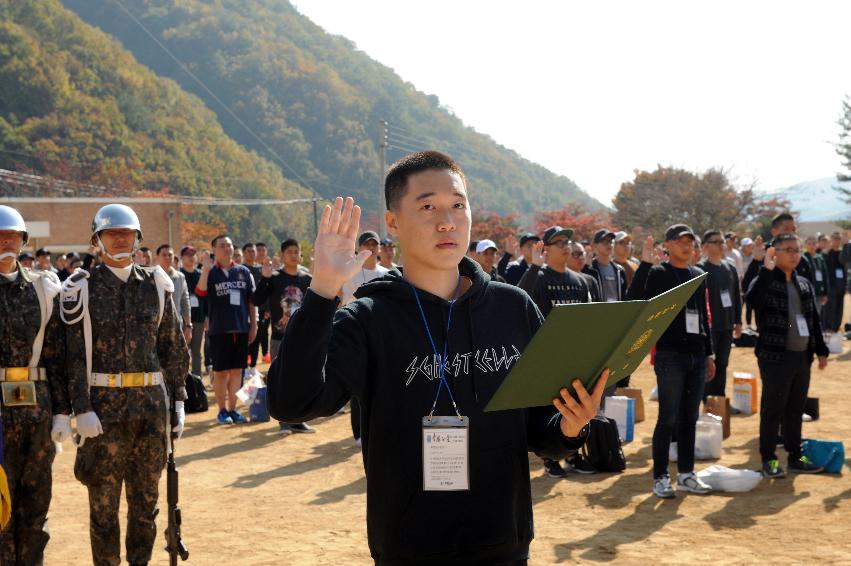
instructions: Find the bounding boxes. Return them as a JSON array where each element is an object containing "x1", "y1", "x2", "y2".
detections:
[
  {"x1": 75, "y1": 413, "x2": 167, "y2": 566},
  {"x1": 0, "y1": 417, "x2": 55, "y2": 566}
]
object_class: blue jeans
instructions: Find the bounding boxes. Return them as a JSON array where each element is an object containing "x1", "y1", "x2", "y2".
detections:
[{"x1": 652, "y1": 350, "x2": 706, "y2": 478}]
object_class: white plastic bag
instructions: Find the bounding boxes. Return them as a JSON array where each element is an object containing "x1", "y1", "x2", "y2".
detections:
[
  {"x1": 695, "y1": 414, "x2": 723, "y2": 459},
  {"x1": 826, "y1": 332, "x2": 843, "y2": 354},
  {"x1": 696, "y1": 465, "x2": 762, "y2": 492},
  {"x1": 235, "y1": 373, "x2": 265, "y2": 406}
]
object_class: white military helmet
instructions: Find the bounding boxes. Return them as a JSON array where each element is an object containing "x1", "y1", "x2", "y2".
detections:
[
  {"x1": 90, "y1": 203, "x2": 143, "y2": 245},
  {"x1": 0, "y1": 205, "x2": 28, "y2": 244}
]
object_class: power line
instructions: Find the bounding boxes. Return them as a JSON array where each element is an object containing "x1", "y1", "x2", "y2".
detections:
[{"x1": 109, "y1": 0, "x2": 321, "y2": 198}]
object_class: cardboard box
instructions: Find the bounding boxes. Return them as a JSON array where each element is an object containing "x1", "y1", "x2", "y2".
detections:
[
  {"x1": 705, "y1": 395, "x2": 731, "y2": 439},
  {"x1": 615, "y1": 387, "x2": 645, "y2": 422}
]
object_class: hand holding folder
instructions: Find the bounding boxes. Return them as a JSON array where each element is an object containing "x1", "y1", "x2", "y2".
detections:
[{"x1": 485, "y1": 273, "x2": 707, "y2": 412}]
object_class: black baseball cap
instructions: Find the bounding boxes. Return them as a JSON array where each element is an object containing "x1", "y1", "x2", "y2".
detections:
[
  {"x1": 665, "y1": 223, "x2": 696, "y2": 241},
  {"x1": 593, "y1": 229, "x2": 615, "y2": 244},
  {"x1": 357, "y1": 231, "x2": 380, "y2": 247},
  {"x1": 35, "y1": 247, "x2": 50, "y2": 257},
  {"x1": 18, "y1": 252, "x2": 33, "y2": 261},
  {"x1": 542, "y1": 226, "x2": 574, "y2": 245},
  {"x1": 519, "y1": 232, "x2": 541, "y2": 247},
  {"x1": 468, "y1": 240, "x2": 479, "y2": 253}
]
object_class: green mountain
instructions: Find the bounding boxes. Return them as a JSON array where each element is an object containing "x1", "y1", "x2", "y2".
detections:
[
  {"x1": 0, "y1": 0, "x2": 314, "y2": 243},
  {"x1": 60, "y1": 0, "x2": 601, "y2": 218}
]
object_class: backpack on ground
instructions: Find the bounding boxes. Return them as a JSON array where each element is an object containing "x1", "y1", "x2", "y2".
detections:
[
  {"x1": 582, "y1": 415, "x2": 626, "y2": 472},
  {"x1": 184, "y1": 373, "x2": 209, "y2": 413}
]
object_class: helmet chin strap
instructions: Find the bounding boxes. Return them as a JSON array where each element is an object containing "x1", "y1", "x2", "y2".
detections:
[
  {"x1": 97, "y1": 235, "x2": 138, "y2": 262},
  {"x1": 0, "y1": 252, "x2": 17, "y2": 261}
]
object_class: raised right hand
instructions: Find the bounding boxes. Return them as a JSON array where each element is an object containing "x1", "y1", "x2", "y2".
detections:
[
  {"x1": 310, "y1": 197, "x2": 373, "y2": 299},
  {"x1": 531, "y1": 240, "x2": 546, "y2": 267},
  {"x1": 261, "y1": 256, "x2": 274, "y2": 279},
  {"x1": 752, "y1": 235, "x2": 766, "y2": 261},
  {"x1": 763, "y1": 247, "x2": 776, "y2": 270},
  {"x1": 640, "y1": 236, "x2": 662, "y2": 265}
]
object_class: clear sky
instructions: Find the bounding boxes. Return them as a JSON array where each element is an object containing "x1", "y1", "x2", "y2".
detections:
[{"x1": 293, "y1": 0, "x2": 851, "y2": 207}]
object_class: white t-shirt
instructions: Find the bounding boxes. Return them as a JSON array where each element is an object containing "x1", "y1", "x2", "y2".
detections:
[
  {"x1": 341, "y1": 265, "x2": 390, "y2": 305},
  {"x1": 107, "y1": 264, "x2": 133, "y2": 283},
  {"x1": 724, "y1": 249, "x2": 744, "y2": 281}
]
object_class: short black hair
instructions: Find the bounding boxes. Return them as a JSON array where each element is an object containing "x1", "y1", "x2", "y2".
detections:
[
  {"x1": 255, "y1": 242, "x2": 267, "y2": 249},
  {"x1": 138, "y1": 246, "x2": 150, "y2": 253},
  {"x1": 155, "y1": 244, "x2": 172, "y2": 255},
  {"x1": 702, "y1": 229, "x2": 722, "y2": 242},
  {"x1": 242, "y1": 242, "x2": 255, "y2": 252},
  {"x1": 280, "y1": 238, "x2": 299, "y2": 252},
  {"x1": 211, "y1": 234, "x2": 230, "y2": 247},
  {"x1": 771, "y1": 212, "x2": 794, "y2": 229},
  {"x1": 384, "y1": 150, "x2": 466, "y2": 211}
]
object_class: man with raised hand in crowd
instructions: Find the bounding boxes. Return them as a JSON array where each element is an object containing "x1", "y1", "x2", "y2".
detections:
[
  {"x1": 612, "y1": 231, "x2": 638, "y2": 287},
  {"x1": 519, "y1": 226, "x2": 594, "y2": 478},
  {"x1": 254, "y1": 239, "x2": 315, "y2": 436},
  {"x1": 501, "y1": 233, "x2": 541, "y2": 286},
  {"x1": 724, "y1": 232, "x2": 745, "y2": 285},
  {"x1": 591, "y1": 229, "x2": 628, "y2": 303},
  {"x1": 474, "y1": 239, "x2": 506, "y2": 282},
  {"x1": 566, "y1": 241, "x2": 601, "y2": 303},
  {"x1": 628, "y1": 227, "x2": 715, "y2": 498},
  {"x1": 157, "y1": 244, "x2": 192, "y2": 346},
  {"x1": 697, "y1": 230, "x2": 742, "y2": 400},
  {"x1": 180, "y1": 245, "x2": 207, "y2": 377},
  {"x1": 267, "y1": 151, "x2": 605, "y2": 566},
  {"x1": 746, "y1": 234, "x2": 829, "y2": 478},
  {"x1": 803, "y1": 235, "x2": 831, "y2": 316},
  {"x1": 341, "y1": 231, "x2": 390, "y2": 306},
  {"x1": 822, "y1": 232, "x2": 847, "y2": 332},
  {"x1": 195, "y1": 234, "x2": 257, "y2": 425}
]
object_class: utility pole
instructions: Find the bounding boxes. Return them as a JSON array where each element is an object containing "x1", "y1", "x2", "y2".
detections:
[
  {"x1": 312, "y1": 199, "x2": 319, "y2": 239},
  {"x1": 378, "y1": 119, "x2": 388, "y2": 238}
]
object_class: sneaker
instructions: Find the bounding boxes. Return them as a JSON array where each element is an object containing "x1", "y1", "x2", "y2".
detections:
[
  {"x1": 676, "y1": 472, "x2": 712, "y2": 494},
  {"x1": 802, "y1": 413, "x2": 813, "y2": 422},
  {"x1": 788, "y1": 455, "x2": 823, "y2": 474},
  {"x1": 653, "y1": 475, "x2": 676, "y2": 499},
  {"x1": 544, "y1": 459, "x2": 568, "y2": 478},
  {"x1": 762, "y1": 459, "x2": 786, "y2": 478},
  {"x1": 277, "y1": 422, "x2": 293, "y2": 436},
  {"x1": 567, "y1": 455, "x2": 597, "y2": 474},
  {"x1": 216, "y1": 409, "x2": 233, "y2": 425},
  {"x1": 229, "y1": 410, "x2": 247, "y2": 424},
  {"x1": 290, "y1": 422, "x2": 315, "y2": 433}
]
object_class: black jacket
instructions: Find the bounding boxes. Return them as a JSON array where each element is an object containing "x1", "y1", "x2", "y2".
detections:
[
  {"x1": 267, "y1": 258, "x2": 585, "y2": 565},
  {"x1": 746, "y1": 267, "x2": 829, "y2": 363},
  {"x1": 591, "y1": 258, "x2": 628, "y2": 301},
  {"x1": 627, "y1": 261, "x2": 713, "y2": 357},
  {"x1": 517, "y1": 264, "x2": 592, "y2": 317},
  {"x1": 696, "y1": 259, "x2": 742, "y2": 331}
]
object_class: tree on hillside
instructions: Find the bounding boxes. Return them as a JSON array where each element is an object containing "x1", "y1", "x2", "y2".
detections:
[
  {"x1": 471, "y1": 211, "x2": 520, "y2": 249},
  {"x1": 533, "y1": 203, "x2": 611, "y2": 242},
  {"x1": 612, "y1": 166, "x2": 753, "y2": 238},
  {"x1": 836, "y1": 96, "x2": 851, "y2": 204}
]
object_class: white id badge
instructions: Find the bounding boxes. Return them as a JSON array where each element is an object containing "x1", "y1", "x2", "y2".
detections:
[
  {"x1": 229, "y1": 290, "x2": 241, "y2": 306},
  {"x1": 190, "y1": 295, "x2": 200, "y2": 308},
  {"x1": 422, "y1": 416, "x2": 469, "y2": 491},
  {"x1": 720, "y1": 290, "x2": 733, "y2": 308},
  {"x1": 816, "y1": 271, "x2": 824, "y2": 282},
  {"x1": 685, "y1": 309, "x2": 700, "y2": 334},
  {"x1": 836, "y1": 268, "x2": 845, "y2": 280},
  {"x1": 796, "y1": 314, "x2": 809, "y2": 337}
]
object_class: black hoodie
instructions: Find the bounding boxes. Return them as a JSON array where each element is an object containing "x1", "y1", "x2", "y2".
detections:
[{"x1": 267, "y1": 258, "x2": 586, "y2": 565}]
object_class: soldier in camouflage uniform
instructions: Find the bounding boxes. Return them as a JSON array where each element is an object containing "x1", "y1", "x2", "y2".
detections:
[
  {"x1": 63, "y1": 204, "x2": 188, "y2": 566},
  {"x1": 0, "y1": 205, "x2": 70, "y2": 566}
]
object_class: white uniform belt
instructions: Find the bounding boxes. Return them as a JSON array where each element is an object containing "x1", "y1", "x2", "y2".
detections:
[
  {"x1": 0, "y1": 367, "x2": 47, "y2": 381},
  {"x1": 89, "y1": 371, "x2": 164, "y2": 388}
]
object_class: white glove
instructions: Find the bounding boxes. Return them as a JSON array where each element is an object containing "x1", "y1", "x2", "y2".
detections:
[
  {"x1": 75, "y1": 411, "x2": 103, "y2": 443},
  {"x1": 172, "y1": 401, "x2": 186, "y2": 440},
  {"x1": 51, "y1": 414, "x2": 73, "y2": 444}
]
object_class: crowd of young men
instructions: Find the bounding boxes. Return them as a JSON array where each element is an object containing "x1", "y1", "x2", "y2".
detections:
[{"x1": 1, "y1": 153, "x2": 850, "y2": 563}]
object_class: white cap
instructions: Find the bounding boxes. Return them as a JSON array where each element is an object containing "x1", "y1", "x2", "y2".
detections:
[
  {"x1": 614, "y1": 231, "x2": 630, "y2": 242},
  {"x1": 741, "y1": 237, "x2": 754, "y2": 246},
  {"x1": 476, "y1": 239, "x2": 498, "y2": 254}
]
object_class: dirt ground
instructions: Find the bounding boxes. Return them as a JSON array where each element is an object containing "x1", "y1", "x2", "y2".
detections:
[{"x1": 45, "y1": 325, "x2": 851, "y2": 564}]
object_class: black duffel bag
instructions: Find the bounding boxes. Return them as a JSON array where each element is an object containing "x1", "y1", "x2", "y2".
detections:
[
  {"x1": 582, "y1": 415, "x2": 626, "y2": 472},
  {"x1": 184, "y1": 373, "x2": 209, "y2": 413}
]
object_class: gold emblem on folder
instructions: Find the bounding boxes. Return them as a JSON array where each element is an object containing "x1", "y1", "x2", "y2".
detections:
[{"x1": 627, "y1": 329, "x2": 654, "y2": 354}]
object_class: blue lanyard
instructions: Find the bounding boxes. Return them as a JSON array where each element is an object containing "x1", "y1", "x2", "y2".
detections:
[{"x1": 407, "y1": 278, "x2": 462, "y2": 419}]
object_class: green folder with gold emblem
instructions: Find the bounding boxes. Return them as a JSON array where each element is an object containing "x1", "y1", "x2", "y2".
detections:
[{"x1": 484, "y1": 272, "x2": 707, "y2": 412}]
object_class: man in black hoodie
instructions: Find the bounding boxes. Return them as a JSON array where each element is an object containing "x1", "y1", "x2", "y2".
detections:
[{"x1": 267, "y1": 151, "x2": 605, "y2": 566}]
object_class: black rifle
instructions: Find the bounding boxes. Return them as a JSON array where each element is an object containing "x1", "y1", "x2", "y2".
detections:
[{"x1": 165, "y1": 398, "x2": 189, "y2": 564}]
